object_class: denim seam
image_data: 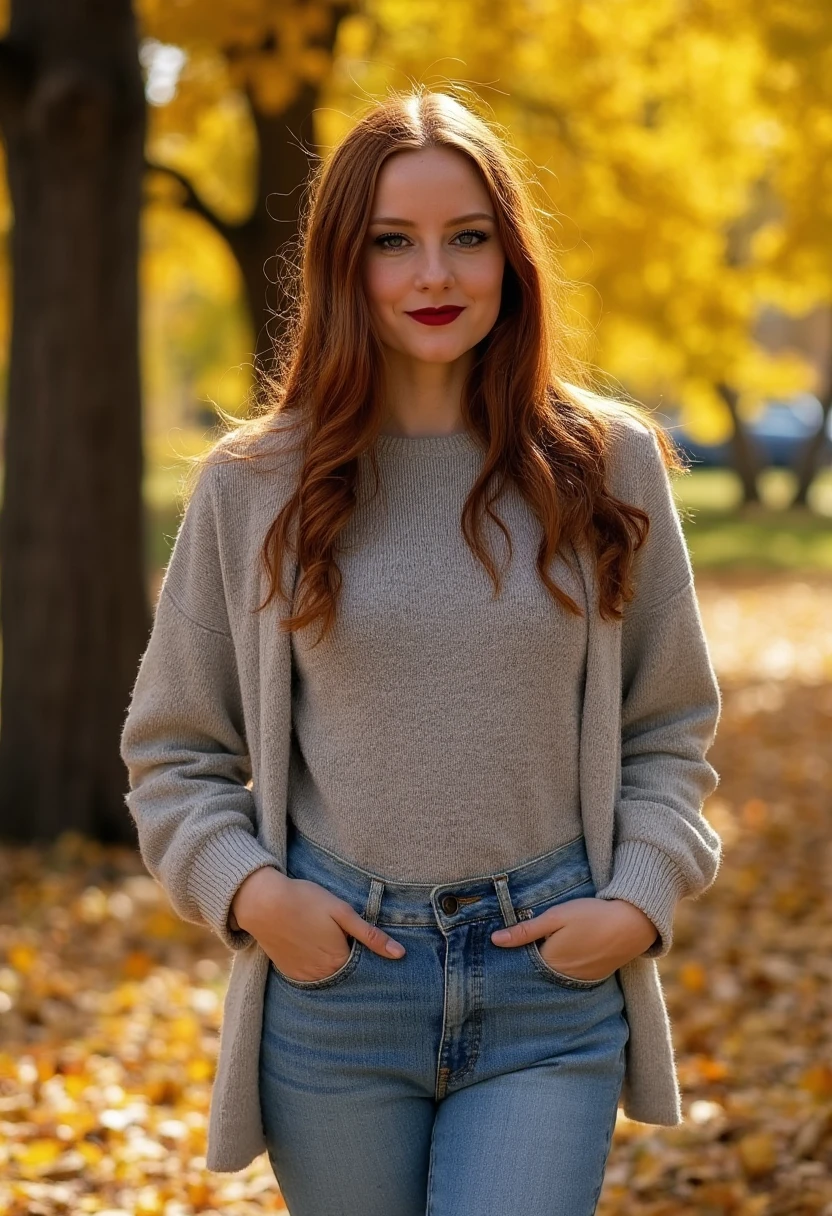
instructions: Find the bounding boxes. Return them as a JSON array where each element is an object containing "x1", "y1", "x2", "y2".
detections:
[
  {"x1": 267, "y1": 879, "x2": 381, "y2": 989},
  {"x1": 425, "y1": 1105, "x2": 441, "y2": 1216},
  {"x1": 445, "y1": 925, "x2": 484, "y2": 1087},
  {"x1": 514, "y1": 874, "x2": 595, "y2": 915},
  {"x1": 589, "y1": 1076, "x2": 621, "y2": 1212},
  {"x1": 435, "y1": 922, "x2": 451, "y2": 1102},
  {"x1": 526, "y1": 942, "x2": 609, "y2": 990},
  {"x1": 269, "y1": 940, "x2": 362, "y2": 990}
]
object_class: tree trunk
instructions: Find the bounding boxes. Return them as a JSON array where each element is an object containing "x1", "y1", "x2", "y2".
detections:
[
  {"x1": 0, "y1": 0, "x2": 149, "y2": 843},
  {"x1": 145, "y1": 5, "x2": 348, "y2": 402},
  {"x1": 790, "y1": 383, "x2": 831, "y2": 508},
  {"x1": 228, "y1": 82, "x2": 321, "y2": 394},
  {"x1": 717, "y1": 381, "x2": 763, "y2": 505}
]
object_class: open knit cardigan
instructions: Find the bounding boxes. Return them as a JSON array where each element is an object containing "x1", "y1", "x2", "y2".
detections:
[{"x1": 119, "y1": 409, "x2": 722, "y2": 1173}]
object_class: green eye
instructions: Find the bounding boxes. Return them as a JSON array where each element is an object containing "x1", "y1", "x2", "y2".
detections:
[
  {"x1": 375, "y1": 233, "x2": 409, "y2": 250},
  {"x1": 454, "y1": 229, "x2": 489, "y2": 246}
]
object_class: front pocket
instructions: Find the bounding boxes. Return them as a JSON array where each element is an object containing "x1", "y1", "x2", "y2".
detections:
[
  {"x1": 269, "y1": 936, "x2": 363, "y2": 990},
  {"x1": 526, "y1": 938, "x2": 611, "y2": 990},
  {"x1": 516, "y1": 877, "x2": 611, "y2": 991}
]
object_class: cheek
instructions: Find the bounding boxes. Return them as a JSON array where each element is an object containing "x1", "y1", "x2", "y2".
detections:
[
  {"x1": 363, "y1": 259, "x2": 405, "y2": 311},
  {"x1": 463, "y1": 250, "x2": 505, "y2": 301}
]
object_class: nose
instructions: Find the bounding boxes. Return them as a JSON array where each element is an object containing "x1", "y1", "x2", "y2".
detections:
[{"x1": 412, "y1": 243, "x2": 455, "y2": 291}]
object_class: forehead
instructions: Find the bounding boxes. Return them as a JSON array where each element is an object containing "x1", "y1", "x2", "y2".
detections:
[{"x1": 371, "y1": 147, "x2": 492, "y2": 217}]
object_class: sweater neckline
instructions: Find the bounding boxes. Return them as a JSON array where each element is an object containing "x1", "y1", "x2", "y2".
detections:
[{"x1": 374, "y1": 429, "x2": 482, "y2": 458}]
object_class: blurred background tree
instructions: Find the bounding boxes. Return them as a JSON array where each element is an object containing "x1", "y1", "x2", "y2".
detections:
[
  {"x1": 324, "y1": 0, "x2": 832, "y2": 503},
  {"x1": 748, "y1": 0, "x2": 832, "y2": 505},
  {"x1": 0, "y1": 0, "x2": 829, "y2": 843},
  {"x1": 0, "y1": 0, "x2": 355, "y2": 844},
  {"x1": 140, "y1": 0, "x2": 353, "y2": 379},
  {"x1": 0, "y1": 0, "x2": 147, "y2": 844}
]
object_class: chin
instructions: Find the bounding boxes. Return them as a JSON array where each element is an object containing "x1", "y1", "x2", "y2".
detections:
[
  {"x1": 412, "y1": 353, "x2": 470, "y2": 367},
  {"x1": 409, "y1": 344, "x2": 468, "y2": 362},
  {"x1": 401, "y1": 333, "x2": 476, "y2": 359}
]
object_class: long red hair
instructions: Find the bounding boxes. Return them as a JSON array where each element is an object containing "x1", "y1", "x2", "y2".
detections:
[{"x1": 188, "y1": 87, "x2": 686, "y2": 645}]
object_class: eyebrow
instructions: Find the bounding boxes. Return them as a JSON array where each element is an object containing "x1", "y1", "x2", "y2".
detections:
[{"x1": 368, "y1": 212, "x2": 496, "y2": 226}]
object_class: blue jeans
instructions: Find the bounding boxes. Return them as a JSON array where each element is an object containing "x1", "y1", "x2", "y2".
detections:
[{"x1": 259, "y1": 822, "x2": 630, "y2": 1215}]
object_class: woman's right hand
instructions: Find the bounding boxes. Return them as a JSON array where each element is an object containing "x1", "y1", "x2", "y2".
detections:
[{"x1": 231, "y1": 866, "x2": 406, "y2": 982}]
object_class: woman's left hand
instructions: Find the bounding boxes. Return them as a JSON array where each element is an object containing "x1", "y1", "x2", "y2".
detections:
[{"x1": 490, "y1": 897, "x2": 659, "y2": 981}]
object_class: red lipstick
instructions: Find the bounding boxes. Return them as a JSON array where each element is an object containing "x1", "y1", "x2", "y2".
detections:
[{"x1": 406, "y1": 306, "x2": 465, "y2": 326}]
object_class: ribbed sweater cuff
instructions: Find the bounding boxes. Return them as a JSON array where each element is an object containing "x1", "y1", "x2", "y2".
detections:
[
  {"x1": 594, "y1": 840, "x2": 689, "y2": 960},
  {"x1": 187, "y1": 825, "x2": 284, "y2": 952}
]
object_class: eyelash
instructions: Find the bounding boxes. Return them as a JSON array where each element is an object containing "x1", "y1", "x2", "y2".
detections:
[{"x1": 373, "y1": 228, "x2": 490, "y2": 250}]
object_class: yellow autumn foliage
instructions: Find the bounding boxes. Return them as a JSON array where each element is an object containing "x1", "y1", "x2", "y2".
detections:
[{"x1": 0, "y1": 1, "x2": 828, "y2": 448}]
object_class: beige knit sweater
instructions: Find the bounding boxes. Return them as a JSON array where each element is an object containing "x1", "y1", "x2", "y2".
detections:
[{"x1": 120, "y1": 407, "x2": 722, "y2": 1172}]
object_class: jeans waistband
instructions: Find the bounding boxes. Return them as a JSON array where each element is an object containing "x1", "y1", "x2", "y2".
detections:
[{"x1": 284, "y1": 822, "x2": 595, "y2": 929}]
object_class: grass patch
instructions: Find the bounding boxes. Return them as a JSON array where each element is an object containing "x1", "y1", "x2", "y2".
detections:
[
  {"x1": 142, "y1": 430, "x2": 220, "y2": 580},
  {"x1": 673, "y1": 468, "x2": 832, "y2": 572}
]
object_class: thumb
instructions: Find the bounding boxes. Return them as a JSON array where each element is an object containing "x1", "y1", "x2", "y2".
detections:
[{"x1": 335, "y1": 902, "x2": 406, "y2": 959}]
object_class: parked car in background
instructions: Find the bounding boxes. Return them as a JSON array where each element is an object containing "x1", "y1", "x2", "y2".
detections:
[{"x1": 660, "y1": 394, "x2": 832, "y2": 470}]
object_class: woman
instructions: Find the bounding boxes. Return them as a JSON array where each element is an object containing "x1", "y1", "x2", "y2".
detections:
[{"x1": 120, "y1": 88, "x2": 722, "y2": 1215}]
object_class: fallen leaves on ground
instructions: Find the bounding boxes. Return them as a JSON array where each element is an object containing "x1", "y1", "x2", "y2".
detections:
[
  {"x1": 601, "y1": 571, "x2": 832, "y2": 1215},
  {"x1": 0, "y1": 569, "x2": 830, "y2": 1216}
]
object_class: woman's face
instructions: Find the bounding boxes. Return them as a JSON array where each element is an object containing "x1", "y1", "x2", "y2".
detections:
[{"x1": 361, "y1": 147, "x2": 506, "y2": 367}]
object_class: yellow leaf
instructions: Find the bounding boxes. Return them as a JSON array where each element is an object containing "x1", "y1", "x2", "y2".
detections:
[
  {"x1": 186, "y1": 1057, "x2": 214, "y2": 1083},
  {"x1": 738, "y1": 1132, "x2": 777, "y2": 1177},
  {"x1": 123, "y1": 951, "x2": 154, "y2": 980},
  {"x1": 679, "y1": 961, "x2": 708, "y2": 992},
  {"x1": 8, "y1": 945, "x2": 36, "y2": 975},
  {"x1": 800, "y1": 1064, "x2": 832, "y2": 1098},
  {"x1": 13, "y1": 1138, "x2": 62, "y2": 1171},
  {"x1": 699, "y1": 1057, "x2": 729, "y2": 1082},
  {"x1": 76, "y1": 1140, "x2": 105, "y2": 1167},
  {"x1": 135, "y1": 1185, "x2": 165, "y2": 1215},
  {"x1": 186, "y1": 1180, "x2": 212, "y2": 1207}
]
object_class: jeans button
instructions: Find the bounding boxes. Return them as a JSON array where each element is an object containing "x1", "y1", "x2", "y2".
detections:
[{"x1": 441, "y1": 894, "x2": 459, "y2": 915}]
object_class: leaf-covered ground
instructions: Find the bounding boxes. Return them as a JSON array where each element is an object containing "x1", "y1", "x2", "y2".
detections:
[{"x1": 0, "y1": 570, "x2": 830, "y2": 1216}]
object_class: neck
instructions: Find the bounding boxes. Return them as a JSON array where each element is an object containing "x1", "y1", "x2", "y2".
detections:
[{"x1": 379, "y1": 347, "x2": 473, "y2": 437}]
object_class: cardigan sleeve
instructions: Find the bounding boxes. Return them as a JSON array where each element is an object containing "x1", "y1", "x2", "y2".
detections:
[
  {"x1": 593, "y1": 427, "x2": 723, "y2": 960},
  {"x1": 119, "y1": 461, "x2": 283, "y2": 952}
]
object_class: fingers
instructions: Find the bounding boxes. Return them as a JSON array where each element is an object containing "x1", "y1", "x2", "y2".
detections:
[
  {"x1": 491, "y1": 913, "x2": 561, "y2": 947},
  {"x1": 336, "y1": 903, "x2": 406, "y2": 959}
]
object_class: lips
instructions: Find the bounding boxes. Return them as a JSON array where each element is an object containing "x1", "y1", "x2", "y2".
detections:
[{"x1": 405, "y1": 306, "x2": 466, "y2": 326}]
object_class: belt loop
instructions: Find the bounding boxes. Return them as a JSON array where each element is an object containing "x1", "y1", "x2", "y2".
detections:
[
  {"x1": 492, "y1": 874, "x2": 519, "y2": 929},
  {"x1": 363, "y1": 877, "x2": 385, "y2": 927}
]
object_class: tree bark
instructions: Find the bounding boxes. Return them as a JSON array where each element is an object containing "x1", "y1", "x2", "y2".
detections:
[
  {"x1": 228, "y1": 82, "x2": 320, "y2": 390},
  {"x1": 146, "y1": 7, "x2": 348, "y2": 403},
  {"x1": 0, "y1": 0, "x2": 148, "y2": 842},
  {"x1": 146, "y1": 88, "x2": 321, "y2": 403},
  {"x1": 717, "y1": 381, "x2": 763, "y2": 505},
  {"x1": 790, "y1": 372, "x2": 831, "y2": 508}
]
